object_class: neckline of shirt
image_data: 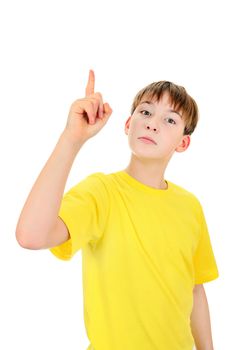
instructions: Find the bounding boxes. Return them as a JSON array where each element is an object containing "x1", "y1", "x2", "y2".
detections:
[{"x1": 114, "y1": 170, "x2": 173, "y2": 196}]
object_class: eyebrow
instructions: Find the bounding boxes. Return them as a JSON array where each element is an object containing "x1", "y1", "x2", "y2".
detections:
[{"x1": 139, "y1": 100, "x2": 182, "y2": 118}]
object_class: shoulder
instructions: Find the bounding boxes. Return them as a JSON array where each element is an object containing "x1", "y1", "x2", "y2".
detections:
[
  {"x1": 79, "y1": 171, "x2": 114, "y2": 196},
  {"x1": 85, "y1": 171, "x2": 121, "y2": 187},
  {"x1": 66, "y1": 172, "x2": 110, "y2": 196},
  {"x1": 84, "y1": 171, "x2": 110, "y2": 186},
  {"x1": 168, "y1": 180, "x2": 203, "y2": 211},
  {"x1": 169, "y1": 180, "x2": 198, "y2": 199}
]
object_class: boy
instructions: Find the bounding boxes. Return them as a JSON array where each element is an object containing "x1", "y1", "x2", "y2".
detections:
[{"x1": 16, "y1": 69, "x2": 219, "y2": 350}]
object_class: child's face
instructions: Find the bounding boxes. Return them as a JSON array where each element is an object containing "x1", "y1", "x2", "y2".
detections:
[{"x1": 124, "y1": 93, "x2": 190, "y2": 162}]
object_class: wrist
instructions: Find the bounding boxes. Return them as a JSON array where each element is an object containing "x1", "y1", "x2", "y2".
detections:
[{"x1": 60, "y1": 130, "x2": 86, "y2": 151}]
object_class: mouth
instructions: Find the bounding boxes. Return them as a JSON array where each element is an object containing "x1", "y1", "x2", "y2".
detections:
[{"x1": 138, "y1": 136, "x2": 157, "y2": 145}]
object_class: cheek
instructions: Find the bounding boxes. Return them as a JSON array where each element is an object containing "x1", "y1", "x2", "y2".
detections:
[
  {"x1": 128, "y1": 119, "x2": 139, "y2": 133},
  {"x1": 134, "y1": 117, "x2": 143, "y2": 128}
]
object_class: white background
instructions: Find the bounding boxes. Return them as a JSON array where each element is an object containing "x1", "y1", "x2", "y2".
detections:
[{"x1": 1, "y1": 0, "x2": 245, "y2": 349}]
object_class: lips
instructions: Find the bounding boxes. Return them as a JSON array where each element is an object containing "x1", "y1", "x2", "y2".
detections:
[{"x1": 138, "y1": 136, "x2": 157, "y2": 144}]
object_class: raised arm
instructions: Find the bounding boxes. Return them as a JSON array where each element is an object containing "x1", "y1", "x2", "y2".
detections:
[{"x1": 15, "y1": 69, "x2": 112, "y2": 249}]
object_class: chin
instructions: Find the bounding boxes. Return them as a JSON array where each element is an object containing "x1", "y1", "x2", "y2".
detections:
[{"x1": 130, "y1": 150, "x2": 165, "y2": 162}]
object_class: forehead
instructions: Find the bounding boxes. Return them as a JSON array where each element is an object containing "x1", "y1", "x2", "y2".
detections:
[{"x1": 139, "y1": 91, "x2": 175, "y2": 108}]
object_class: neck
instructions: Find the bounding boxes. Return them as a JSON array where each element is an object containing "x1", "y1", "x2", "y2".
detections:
[{"x1": 122, "y1": 156, "x2": 169, "y2": 190}]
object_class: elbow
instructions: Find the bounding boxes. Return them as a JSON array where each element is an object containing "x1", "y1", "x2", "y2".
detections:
[{"x1": 15, "y1": 229, "x2": 43, "y2": 250}]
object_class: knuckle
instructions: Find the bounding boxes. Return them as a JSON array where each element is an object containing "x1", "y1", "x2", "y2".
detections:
[
  {"x1": 91, "y1": 99, "x2": 100, "y2": 111},
  {"x1": 94, "y1": 92, "x2": 102, "y2": 98},
  {"x1": 88, "y1": 99, "x2": 94, "y2": 105},
  {"x1": 72, "y1": 99, "x2": 80, "y2": 105},
  {"x1": 90, "y1": 96, "x2": 100, "y2": 104},
  {"x1": 86, "y1": 99, "x2": 96, "y2": 110}
]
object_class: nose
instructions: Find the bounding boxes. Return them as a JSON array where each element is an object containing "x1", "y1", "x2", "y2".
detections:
[
  {"x1": 146, "y1": 125, "x2": 158, "y2": 131},
  {"x1": 145, "y1": 118, "x2": 159, "y2": 132}
]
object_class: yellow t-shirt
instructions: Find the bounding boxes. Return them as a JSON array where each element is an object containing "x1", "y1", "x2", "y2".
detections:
[{"x1": 49, "y1": 170, "x2": 219, "y2": 350}]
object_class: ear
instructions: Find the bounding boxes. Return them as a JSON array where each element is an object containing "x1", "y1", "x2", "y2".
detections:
[
  {"x1": 175, "y1": 134, "x2": 191, "y2": 152},
  {"x1": 124, "y1": 116, "x2": 132, "y2": 135}
]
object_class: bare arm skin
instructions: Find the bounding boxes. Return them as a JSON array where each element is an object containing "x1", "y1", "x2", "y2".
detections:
[
  {"x1": 15, "y1": 69, "x2": 112, "y2": 250},
  {"x1": 15, "y1": 133, "x2": 83, "y2": 249},
  {"x1": 191, "y1": 284, "x2": 215, "y2": 350}
]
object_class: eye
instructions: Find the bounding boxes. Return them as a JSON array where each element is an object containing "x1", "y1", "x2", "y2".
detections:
[
  {"x1": 140, "y1": 109, "x2": 151, "y2": 116},
  {"x1": 165, "y1": 117, "x2": 176, "y2": 125},
  {"x1": 140, "y1": 110, "x2": 176, "y2": 125}
]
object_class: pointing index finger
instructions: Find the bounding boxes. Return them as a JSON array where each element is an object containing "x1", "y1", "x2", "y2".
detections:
[{"x1": 85, "y1": 69, "x2": 95, "y2": 97}]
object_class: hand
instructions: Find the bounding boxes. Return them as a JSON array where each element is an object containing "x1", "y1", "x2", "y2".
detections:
[{"x1": 63, "y1": 69, "x2": 113, "y2": 145}]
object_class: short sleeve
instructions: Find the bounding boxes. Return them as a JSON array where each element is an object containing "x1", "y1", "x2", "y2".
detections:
[
  {"x1": 193, "y1": 202, "x2": 219, "y2": 284},
  {"x1": 49, "y1": 172, "x2": 109, "y2": 261}
]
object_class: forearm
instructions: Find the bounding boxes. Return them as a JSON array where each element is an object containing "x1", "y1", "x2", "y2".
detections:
[
  {"x1": 190, "y1": 285, "x2": 214, "y2": 350},
  {"x1": 15, "y1": 130, "x2": 84, "y2": 247}
]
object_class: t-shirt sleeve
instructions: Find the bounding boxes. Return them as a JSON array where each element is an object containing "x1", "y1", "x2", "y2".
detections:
[
  {"x1": 49, "y1": 172, "x2": 109, "y2": 261},
  {"x1": 193, "y1": 201, "x2": 219, "y2": 284}
]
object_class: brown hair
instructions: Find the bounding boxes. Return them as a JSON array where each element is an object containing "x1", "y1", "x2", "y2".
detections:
[{"x1": 130, "y1": 81, "x2": 199, "y2": 135}]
